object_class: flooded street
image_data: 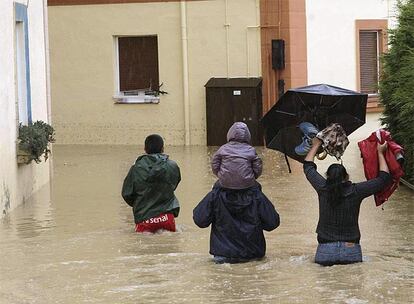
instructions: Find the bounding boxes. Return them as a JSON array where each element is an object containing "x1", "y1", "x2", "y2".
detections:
[{"x1": 1, "y1": 127, "x2": 413, "y2": 303}]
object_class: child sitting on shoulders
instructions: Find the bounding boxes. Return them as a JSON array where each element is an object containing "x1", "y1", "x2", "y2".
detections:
[
  {"x1": 211, "y1": 122, "x2": 262, "y2": 189},
  {"x1": 193, "y1": 122, "x2": 280, "y2": 263}
]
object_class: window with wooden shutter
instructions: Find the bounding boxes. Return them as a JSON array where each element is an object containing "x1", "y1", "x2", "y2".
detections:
[
  {"x1": 118, "y1": 36, "x2": 159, "y2": 92},
  {"x1": 359, "y1": 31, "x2": 379, "y2": 94}
]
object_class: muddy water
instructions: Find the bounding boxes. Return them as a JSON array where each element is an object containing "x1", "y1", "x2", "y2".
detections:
[{"x1": 1, "y1": 141, "x2": 413, "y2": 303}]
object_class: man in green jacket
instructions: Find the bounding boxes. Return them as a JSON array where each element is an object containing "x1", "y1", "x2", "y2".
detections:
[{"x1": 122, "y1": 134, "x2": 181, "y2": 233}]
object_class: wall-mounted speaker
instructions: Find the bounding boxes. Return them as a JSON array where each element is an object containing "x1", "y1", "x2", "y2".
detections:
[{"x1": 272, "y1": 39, "x2": 285, "y2": 70}]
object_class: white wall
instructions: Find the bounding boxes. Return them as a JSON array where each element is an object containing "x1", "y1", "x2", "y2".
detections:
[
  {"x1": 306, "y1": 0, "x2": 397, "y2": 90},
  {"x1": 0, "y1": 0, "x2": 50, "y2": 215}
]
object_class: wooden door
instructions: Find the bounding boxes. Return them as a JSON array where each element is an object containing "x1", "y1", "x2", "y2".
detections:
[
  {"x1": 206, "y1": 88, "x2": 234, "y2": 146},
  {"x1": 206, "y1": 85, "x2": 263, "y2": 146},
  {"x1": 231, "y1": 88, "x2": 263, "y2": 146}
]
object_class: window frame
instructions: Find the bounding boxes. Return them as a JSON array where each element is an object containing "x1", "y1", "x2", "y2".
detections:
[
  {"x1": 358, "y1": 30, "x2": 380, "y2": 94},
  {"x1": 14, "y1": 3, "x2": 32, "y2": 124},
  {"x1": 113, "y1": 35, "x2": 160, "y2": 104},
  {"x1": 355, "y1": 19, "x2": 387, "y2": 111}
]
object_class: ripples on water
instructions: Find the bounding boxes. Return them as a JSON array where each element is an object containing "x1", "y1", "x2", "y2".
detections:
[{"x1": 0, "y1": 144, "x2": 412, "y2": 304}]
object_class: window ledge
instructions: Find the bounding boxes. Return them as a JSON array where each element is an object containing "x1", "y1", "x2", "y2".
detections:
[
  {"x1": 366, "y1": 94, "x2": 383, "y2": 112},
  {"x1": 113, "y1": 95, "x2": 160, "y2": 104}
]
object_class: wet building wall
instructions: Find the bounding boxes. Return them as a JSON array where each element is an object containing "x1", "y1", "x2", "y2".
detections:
[
  {"x1": 48, "y1": 0, "x2": 262, "y2": 145},
  {"x1": 0, "y1": 0, "x2": 51, "y2": 215},
  {"x1": 260, "y1": 0, "x2": 309, "y2": 113},
  {"x1": 48, "y1": 0, "x2": 398, "y2": 145},
  {"x1": 306, "y1": 0, "x2": 397, "y2": 111}
]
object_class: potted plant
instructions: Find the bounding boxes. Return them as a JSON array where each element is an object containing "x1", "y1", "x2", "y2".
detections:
[{"x1": 17, "y1": 120, "x2": 55, "y2": 165}]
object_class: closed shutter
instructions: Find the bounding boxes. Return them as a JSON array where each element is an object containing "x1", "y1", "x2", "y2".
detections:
[
  {"x1": 118, "y1": 36, "x2": 159, "y2": 92},
  {"x1": 359, "y1": 31, "x2": 379, "y2": 94}
]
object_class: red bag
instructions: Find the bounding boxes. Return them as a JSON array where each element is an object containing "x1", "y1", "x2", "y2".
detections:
[
  {"x1": 135, "y1": 213, "x2": 176, "y2": 233},
  {"x1": 358, "y1": 129, "x2": 404, "y2": 206}
]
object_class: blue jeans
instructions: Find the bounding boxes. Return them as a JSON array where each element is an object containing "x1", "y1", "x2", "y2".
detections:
[{"x1": 315, "y1": 242, "x2": 362, "y2": 266}]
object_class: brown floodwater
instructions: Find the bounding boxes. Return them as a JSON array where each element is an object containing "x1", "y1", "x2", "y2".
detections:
[{"x1": 1, "y1": 138, "x2": 413, "y2": 303}]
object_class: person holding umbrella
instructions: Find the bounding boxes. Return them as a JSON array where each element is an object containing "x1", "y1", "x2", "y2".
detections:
[
  {"x1": 261, "y1": 84, "x2": 368, "y2": 165},
  {"x1": 303, "y1": 137, "x2": 391, "y2": 266}
]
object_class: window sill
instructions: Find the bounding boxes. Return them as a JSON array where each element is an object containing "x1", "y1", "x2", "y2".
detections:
[
  {"x1": 113, "y1": 95, "x2": 160, "y2": 104},
  {"x1": 366, "y1": 94, "x2": 383, "y2": 113}
]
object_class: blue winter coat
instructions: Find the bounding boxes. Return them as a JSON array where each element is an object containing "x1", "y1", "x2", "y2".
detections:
[{"x1": 193, "y1": 183, "x2": 280, "y2": 260}]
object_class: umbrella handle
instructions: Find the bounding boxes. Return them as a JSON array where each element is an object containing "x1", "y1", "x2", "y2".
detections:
[
  {"x1": 316, "y1": 150, "x2": 328, "y2": 160},
  {"x1": 284, "y1": 154, "x2": 292, "y2": 173}
]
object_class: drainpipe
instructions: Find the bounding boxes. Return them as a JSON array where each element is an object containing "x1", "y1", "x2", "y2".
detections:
[
  {"x1": 246, "y1": 0, "x2": 261, "y2": 77},
  {"x1": 255, "y1": 0, "x2": 261, "y2": 75},
  {"x1": 246, "y1": 26, "x2": 260, "y2": 77},
  {"x1": 278, "y1": 0, "x2": 281, "y2": 37},
  {"x1": 180, "y1": 1, "x2": 190, "y2": 146},
  {"x1": 224, "y1": 0, "x2": 230, "y2": 77},
  {"x1": 42, "y1": 0, "x2": 51, "y2": 125},
  {"x1": 42, "y1": 0, "x2": 53, "y2": 179}
]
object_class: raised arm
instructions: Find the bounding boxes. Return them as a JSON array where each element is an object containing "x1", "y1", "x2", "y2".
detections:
[
  {"x1": 304, "y1": 137, "x2": 322, "y2": 162},
  {"x1": 355, "y1": 143, "x2": 391, "y2": 198},
  {"x1": 378, "y1": 142, "x2": 389, "y2": 173},
  {"x1": 303, "y1": 138, "x2": 326, "y2": 192}
]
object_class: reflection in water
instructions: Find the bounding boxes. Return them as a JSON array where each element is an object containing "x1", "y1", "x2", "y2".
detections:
[
  {"x1": 2, "y1": 183, "x2": 54, "y2": 239},
  {"x1": 0, "y1": 140, "x2": 412, "y2": 303}
]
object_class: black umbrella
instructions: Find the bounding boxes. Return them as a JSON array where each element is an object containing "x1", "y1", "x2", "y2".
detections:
[{"x1": 262, "y1": 84, "x2": 368, "y2": 164}]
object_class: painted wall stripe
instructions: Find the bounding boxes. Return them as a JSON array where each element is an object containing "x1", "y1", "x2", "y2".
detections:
[{"x1": 15, "y1": 3, "x2": 32, "y2": 124}]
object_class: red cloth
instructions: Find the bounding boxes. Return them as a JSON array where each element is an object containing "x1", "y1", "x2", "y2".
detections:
[
  {"x1": 358, "y1": 129, "x2": 404, "y2": 206},
  {"x1": 135, "y1": 213, "x2": 176, "y2": 233}
]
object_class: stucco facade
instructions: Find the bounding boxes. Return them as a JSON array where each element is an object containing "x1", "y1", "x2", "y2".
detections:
[
  {"x1": 306, "y1": 0, "x2": 397, "y2": 110},
  {"x1": 48, "y1": 0, "x2": 396, "y2": 145},
  {"x1": 306, "y1": 0, "x2": 395, "y2": 88},
  {"x1": 48, "y1": 0, "x2": 262, "y2": 145},
  {"x1": 0, "y1": 0, "x2": 51, "y2": 214}
]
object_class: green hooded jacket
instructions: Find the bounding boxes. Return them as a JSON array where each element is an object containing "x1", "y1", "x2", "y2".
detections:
[{"x1": 121, "y1": 153, "x2": 181, "y2": 223}]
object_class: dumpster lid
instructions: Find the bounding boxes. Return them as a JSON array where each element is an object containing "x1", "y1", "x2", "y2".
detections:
[{"x1": 205, "y1": 77, "x2": 262, "y2": 88}]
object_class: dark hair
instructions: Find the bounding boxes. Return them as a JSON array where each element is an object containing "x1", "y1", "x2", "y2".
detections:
[
  {"x1": 145, "y1": 134, "x2": 164, "y2": 154},
  {"x1": 326, "y1": 164, "x2": 349, "y2": 207}
]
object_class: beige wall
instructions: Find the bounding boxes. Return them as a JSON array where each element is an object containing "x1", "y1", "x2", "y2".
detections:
[
  {"x1": 0, "y1": 0, "x2": 51, "y2": 215},
  {"x1": 48, "y1": 0, "x2": 262, "y2": 145}
]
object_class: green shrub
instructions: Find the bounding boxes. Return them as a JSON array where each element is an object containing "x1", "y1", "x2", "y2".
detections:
[
  {"x1": 380, "y1": 0, "x2": 414, "y2": 184},
  {"x1": 18, "y1": 121, "x2": 55, "y2": 164}
]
